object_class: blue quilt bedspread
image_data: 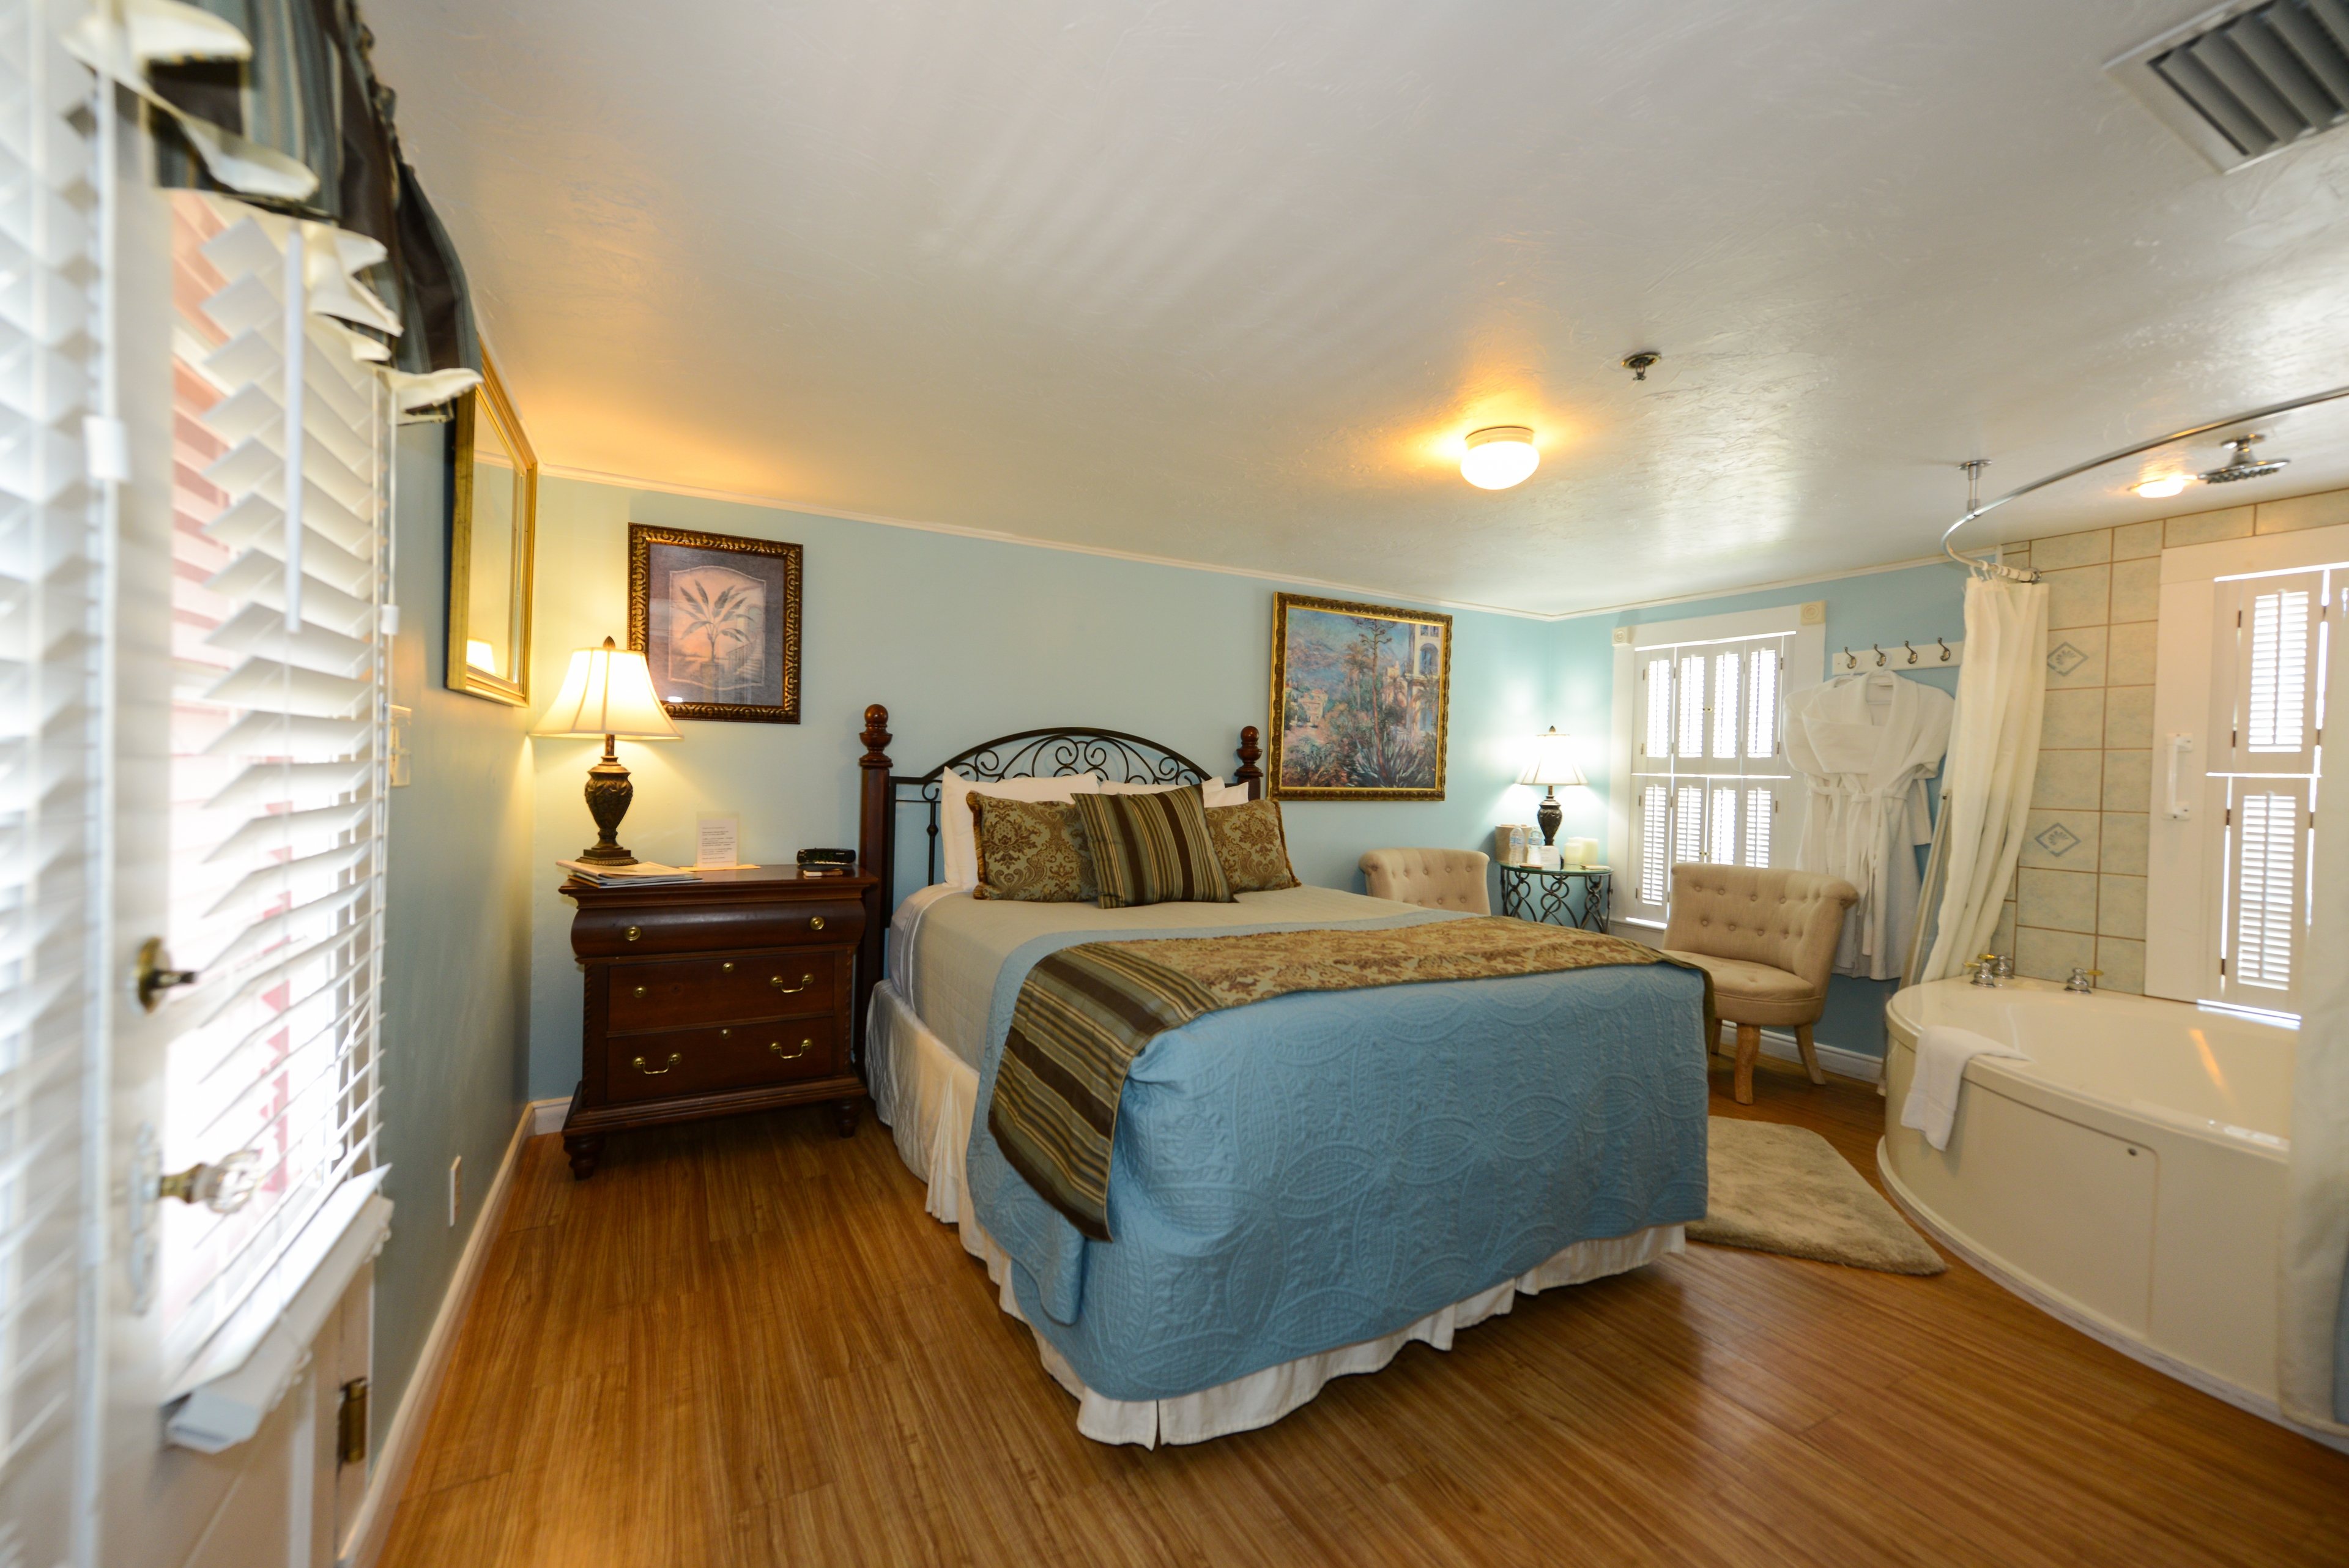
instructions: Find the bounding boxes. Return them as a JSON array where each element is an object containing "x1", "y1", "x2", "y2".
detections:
[{"x1": 963, "y1": 910, "x2": 1711, "y2": 1403}]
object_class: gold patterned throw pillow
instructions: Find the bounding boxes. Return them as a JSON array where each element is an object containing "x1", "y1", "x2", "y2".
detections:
[
  {"x1": 1204, "y1": 797, "x2": 1301, "y2": 893},
  {"x1": 971, "y1": 793, "x2": 1098, "y2": 902},
  {"x1": 1067, "y1": 783, "x2": 1236, "y2": 909}
]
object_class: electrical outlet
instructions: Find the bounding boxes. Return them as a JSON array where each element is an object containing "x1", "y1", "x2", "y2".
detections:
[{"x1": 448, "y1": 1156, "x2": 462, "y2": 1227}]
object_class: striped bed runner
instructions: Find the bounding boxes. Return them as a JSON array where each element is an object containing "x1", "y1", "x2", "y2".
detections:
[{"x1": 986, "y1": 917, "x2": 1712, "y2": 1241}]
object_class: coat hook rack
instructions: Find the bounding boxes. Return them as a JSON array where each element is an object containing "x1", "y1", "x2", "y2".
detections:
[{"x1": 1838, "y1": 636, "x2": 1964, "y2": 673}]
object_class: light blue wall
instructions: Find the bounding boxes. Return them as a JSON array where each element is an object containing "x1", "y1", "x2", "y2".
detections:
[
  {"x1": 524, "y1": 477, "x2": 1575, "y2": 1100},
  {"x1": 373, "y1": 423, "x2": 535, "y2": 1454},
  {"x1": 1591, "y1": 560, "x2": 1970, "y2": 1057}
]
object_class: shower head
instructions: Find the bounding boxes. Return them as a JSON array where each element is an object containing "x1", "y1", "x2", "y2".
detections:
[{"x1": 2199, "y1": 434, "x2": 2289, "y2": 485}]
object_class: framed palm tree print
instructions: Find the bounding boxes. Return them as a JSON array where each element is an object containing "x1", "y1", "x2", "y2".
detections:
[{"x1": 626, "y1": 524, "x2": 803, "y2": 723}]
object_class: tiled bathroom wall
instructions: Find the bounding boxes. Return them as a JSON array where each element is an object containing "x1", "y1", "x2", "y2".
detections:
[{"x1": 1994, "y1": 484, "x2": 2349, "y2": 991}]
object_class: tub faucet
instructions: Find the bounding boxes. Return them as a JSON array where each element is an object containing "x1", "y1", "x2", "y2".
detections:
[
  {"x1": 1968, "y1": 953, "x2": 2007, "y2": 987},
  {"x1": 2066, "y1": 967, "x2": 2102, "y2": 994}
]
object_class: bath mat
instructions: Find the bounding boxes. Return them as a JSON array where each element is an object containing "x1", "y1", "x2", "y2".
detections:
[{"x1": 1690, "y1": 1117, "x2": 1946, "y2": 1276}]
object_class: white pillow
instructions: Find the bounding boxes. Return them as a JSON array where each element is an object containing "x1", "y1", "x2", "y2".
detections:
[
  {"x1": 1094, "y1": 778, "x2": 1253, "y2": 809},
  {"x1": 937, "y1": 770, "x2": 1102, "y2": 888}
]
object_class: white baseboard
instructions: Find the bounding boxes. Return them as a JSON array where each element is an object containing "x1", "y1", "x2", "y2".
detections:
[
  {"x1": 529, "y1": 1096, "x2": 569, "y2": 1136},
  {"x1": 340, "y1": 1101, "x2": 535, "y2": 1567},
  {"x1": 1713, "y1": 1022, "x2": 1883, "y2": 1085}
]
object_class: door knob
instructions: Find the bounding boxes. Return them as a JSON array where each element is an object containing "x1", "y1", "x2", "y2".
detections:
[
  {"x1": 158, "y1": 1150, "x2": 261, "y2": 1214},
  {"x1": 135, "y1": 937, "x2": 199, "y2": 1013}
]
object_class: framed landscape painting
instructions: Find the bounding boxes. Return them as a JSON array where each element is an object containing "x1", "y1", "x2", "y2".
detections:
[
  {"x1": 628, "y1": 524, "x2": 802, "y2": 723},
  {"x1": 1267, "y1": 593, "x2": 1451, "y2": 800}
]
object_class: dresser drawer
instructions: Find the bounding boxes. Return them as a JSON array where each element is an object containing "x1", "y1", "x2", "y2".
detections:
[
  {"x1": 609, "y1": 951, "x2": 841, "y2": 1031},
  {"x1": 606, "y1": 1019, "x2": 842, "y2": 1103},
  {"x1": 573, "y1": 897, "x2": 865, "y2": 959}
]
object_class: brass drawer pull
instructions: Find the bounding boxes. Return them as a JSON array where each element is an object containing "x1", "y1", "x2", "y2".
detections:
[
  {"x1": 808, "y1": 915, "x2": 826, "y2": 932},
  {"x1": 633, "y1": 985, "x2": 647, "y2": 998},
  {"x1": 633, "y1": 1052, "x2": 683, "y2": 1076},
  {"x1": 771, "y1": 972, "x2": 815, "y2": 994},
  {"x1": 770, "y1": 1038, "x2": 813, "y2": 1061},
  {"x1": 722, "y1": 962, "x2": 734, "y2": 972},
  {"x1": 625, "y1": 926, "x2": 642, "y2": 942}
]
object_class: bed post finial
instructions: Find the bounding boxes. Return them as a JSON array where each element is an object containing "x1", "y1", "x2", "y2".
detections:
[
  {"x1": 855, "y1": 705, "x2": 893, "y2": 1080},
  {"x1": 1236, "y1": 724, "x2": 1264, "y2": 800}
]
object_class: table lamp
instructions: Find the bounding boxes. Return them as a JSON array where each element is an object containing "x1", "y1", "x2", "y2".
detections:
[
  {"x1": 536, "y1": 637, "x2": 681, "y2": 865},
  {"x1": 1516, "y1": 727, "x2": 1584, "y2": 848}
]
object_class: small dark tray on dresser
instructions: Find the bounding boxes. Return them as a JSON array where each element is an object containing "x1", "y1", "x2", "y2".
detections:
[{"x1": 560, "y1": 866, "x2": 877, "y2": 1178}]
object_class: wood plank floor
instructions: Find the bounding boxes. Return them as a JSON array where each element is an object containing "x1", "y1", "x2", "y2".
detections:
[{"x1": 379, "y1": 1054, "x2": 2349, "y2": 1566}]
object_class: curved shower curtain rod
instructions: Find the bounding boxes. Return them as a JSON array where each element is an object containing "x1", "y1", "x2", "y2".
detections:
[{"x1": 1940, "y1": 382, "x2": 2349, "y2": 581}]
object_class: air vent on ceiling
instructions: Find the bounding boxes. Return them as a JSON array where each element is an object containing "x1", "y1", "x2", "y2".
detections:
[{"x1": 2108, "y1": 0, "x2": 2349, "y2": 172}]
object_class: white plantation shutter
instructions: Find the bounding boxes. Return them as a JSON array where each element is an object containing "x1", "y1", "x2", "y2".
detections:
[
  {"x1": 0, "y1": 9, "x2": 98, "y2": 1562},
  {"x1": 2223, "y1": 782, "x2": 2309, "y2": 1000},
  {"x1": 2228, "y1": 574, "x2": 2323, "y2": 775},
  {"x1": 1625, "y1": 630, "x2": 1795, "y2": 923},
  {"x1": 2203, "y1": 568, "x2": 2335, "y2": 1015},
  {"x1": 157, "y1": 195, "x2": 388, "y2": 1389}
]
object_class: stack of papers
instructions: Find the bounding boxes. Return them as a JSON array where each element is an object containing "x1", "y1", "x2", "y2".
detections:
[{"x1": 556, "y1": 860, "x2": 702, "y2": 886}]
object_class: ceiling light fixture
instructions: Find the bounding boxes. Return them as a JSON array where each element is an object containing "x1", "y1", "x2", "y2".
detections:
[
  {"x1": 2134, "y1": 475, "x2": 2190, "y2": 499},
  {"x1": 1461, "y1": 426, "x2": 1538, "y2": 489}
]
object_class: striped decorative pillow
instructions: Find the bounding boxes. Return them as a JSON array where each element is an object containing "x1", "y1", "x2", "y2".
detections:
[{"x1": 1069, "y1": 783, "x2": 1236, "y2": 910}]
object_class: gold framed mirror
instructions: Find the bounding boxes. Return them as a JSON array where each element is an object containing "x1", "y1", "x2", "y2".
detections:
[{"x1": 447, "y1": 349, "x2": 538, "y2": 705}]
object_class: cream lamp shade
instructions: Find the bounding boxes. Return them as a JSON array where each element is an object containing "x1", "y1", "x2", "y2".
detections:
[
  {"x1": 536, "y1": 637, "x2": 682, "y2": 741},
  {"x1": 1516, "y1": 727, "x2": 1584, "y2": 788},
  {"x1": 1517, "y1": 727, "x2": 1583, "y2": 847},
  {"x1": 538, "y1": 637, "x2": 680, "y2": 867}
]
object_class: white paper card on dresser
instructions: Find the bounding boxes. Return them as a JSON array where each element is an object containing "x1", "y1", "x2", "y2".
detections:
[{"x1": 697, "y1": 812, "x2": 742, "y2": 868}]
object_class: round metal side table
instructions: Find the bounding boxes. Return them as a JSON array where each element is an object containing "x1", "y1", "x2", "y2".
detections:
[{"x1": 1497, "y1": 863, "x2": 1611, "y2": 931}]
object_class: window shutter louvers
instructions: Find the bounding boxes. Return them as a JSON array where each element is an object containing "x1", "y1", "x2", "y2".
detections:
[
  {"x1": 158, "y1": 196, "x2": 388, "y2": 1385},
  {"x1": 0, "y1": 10, "x2": 100, "y2": 1560}
]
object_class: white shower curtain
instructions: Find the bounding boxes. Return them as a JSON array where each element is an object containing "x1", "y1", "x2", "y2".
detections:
[
  {"x1": 1920, "y1": 574, "x2": 2048, "y2": 983},
  {"x1": 2279, "y1": 702, "x2": 2349, "y2": 1435}
]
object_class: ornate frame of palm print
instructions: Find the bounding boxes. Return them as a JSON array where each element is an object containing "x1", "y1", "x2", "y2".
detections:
[
  {"x1": 627, "y1": 523, "x2": 803, "y2": 724},
  {"x1": 1266, "y1": 592, "x2": 1451, "y2": 801}
]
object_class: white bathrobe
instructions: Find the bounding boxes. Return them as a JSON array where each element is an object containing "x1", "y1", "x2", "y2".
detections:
[{"x1": 1787, "y1": 672, "x2": 1955, "y2": 980}]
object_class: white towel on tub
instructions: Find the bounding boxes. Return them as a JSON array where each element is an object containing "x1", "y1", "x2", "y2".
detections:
[{"x1": 1901, "y1": 1025, "x2": 2028, "y2": 1151}]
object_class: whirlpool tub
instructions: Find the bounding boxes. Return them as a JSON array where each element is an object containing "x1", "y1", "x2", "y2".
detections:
[{"x1": 1881, "y1": 976, "x2": 2305, "y2": 1431}]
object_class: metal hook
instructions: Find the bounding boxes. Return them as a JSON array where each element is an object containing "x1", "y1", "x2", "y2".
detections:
[
  {"x1": 1872, "y1": 643, "x2": 1886, "y2": 667},
  {"x1": 1904, "y1": 640, "x2": 1917, "y2": 665},
  {"x1": 1937, "y1": 636, "x2": 1952, "y2": 662},
  {"x1": 1841, "y1": 645, "x2": 1855, "y2": 671}
]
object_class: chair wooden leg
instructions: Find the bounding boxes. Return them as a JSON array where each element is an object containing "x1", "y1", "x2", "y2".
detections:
[
  {"x1": 1733, "y1": 1023, "x2": 1760, "y2": 1105},
  {"x1": 1795, "y1": 1021, "x2": 1827, "y2": 1085}
]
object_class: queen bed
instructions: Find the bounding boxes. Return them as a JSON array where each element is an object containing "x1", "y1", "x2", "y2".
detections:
[{"x1": 850, "y1": 705, "x2": 1710, "y2": 1446}]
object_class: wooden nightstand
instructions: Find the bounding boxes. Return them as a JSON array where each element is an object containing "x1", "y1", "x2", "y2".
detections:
[{"x1": 560, "y1": 866, "x2": 876, "y2": 1178}]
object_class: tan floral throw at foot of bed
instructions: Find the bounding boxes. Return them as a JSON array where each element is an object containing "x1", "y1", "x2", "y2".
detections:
[{"x1": 988, "y1": 917, "x2": 1713, "y2": 1241}]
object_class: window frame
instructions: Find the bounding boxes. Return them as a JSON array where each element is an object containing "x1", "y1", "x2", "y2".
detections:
[
  {"x1": 2146, "y1": 523, "x2": 2349, "y2": 1014},
  {"x1": 1606, "y1": 602, "x2": 1826, "y2": 931}
]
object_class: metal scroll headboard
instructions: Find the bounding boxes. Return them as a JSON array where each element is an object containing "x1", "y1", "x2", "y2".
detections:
[{"x1": 891, "y1": 727, "x2": 1221, "y2": 888}]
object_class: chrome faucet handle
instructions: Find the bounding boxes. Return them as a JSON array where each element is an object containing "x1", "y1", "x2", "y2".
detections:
[
  {"x1": 1992, "y1": 954, "x2": 2014, "y2": 979},
  {"x1": 2065, "y1": 966, "x2": 2102, "y2": 994}
]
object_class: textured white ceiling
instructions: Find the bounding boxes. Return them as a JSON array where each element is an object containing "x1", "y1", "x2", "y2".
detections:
[{"x1": 367, "y1": 0, "x2": 2349, "y2": 615}]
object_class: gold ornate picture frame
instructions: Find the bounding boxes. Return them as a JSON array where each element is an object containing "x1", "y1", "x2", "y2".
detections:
[
  {"x1": 445, "y1": 349, "x2": 538, "y2": 705},
  {"x1": 627, "y1": 524, "x2": 803, "y2": 724},
  {"x1": 1267, "y1": 592, "x2": 1452, "y2": 801}
]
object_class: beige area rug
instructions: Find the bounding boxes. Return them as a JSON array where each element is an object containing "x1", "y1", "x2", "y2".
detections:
[{"x1": 1689, "y1": 1117, "x2": 1946, "y2": 1276}]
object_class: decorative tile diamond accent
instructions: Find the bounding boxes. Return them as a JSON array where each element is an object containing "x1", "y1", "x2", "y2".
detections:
[
  {"x1": 2046, "y1": 641, "x2": 2089, "y2": 677},
  {"x1": 2033, "y1": 822, "x2": 2082, "y2": 858}
]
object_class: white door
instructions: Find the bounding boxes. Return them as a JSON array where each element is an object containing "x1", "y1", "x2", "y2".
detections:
[{"x1": 0, "y1": 36, "x2": 388, "y2": 1567}]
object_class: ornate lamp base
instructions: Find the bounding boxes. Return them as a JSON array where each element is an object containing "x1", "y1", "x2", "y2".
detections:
[
  {"x1": 577, "y1": 747, "x2": 637, "y2": 865},
  {"x1": 1537, "y1": 787, "x2": 1562, "y2": 847}
]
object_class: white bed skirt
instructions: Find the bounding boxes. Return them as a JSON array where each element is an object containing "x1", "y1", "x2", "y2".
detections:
[{"x1": 866, "y1": 979, "x2": 1683, "y2": 1447}]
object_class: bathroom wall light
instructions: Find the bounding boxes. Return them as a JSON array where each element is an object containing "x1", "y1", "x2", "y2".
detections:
[
  {"x1": 1461, "y1": 426, "x2": 1538, "y2": 489},
  {"x1": 2134, "y1": 475, "x2": 2191, "y2": 499}
]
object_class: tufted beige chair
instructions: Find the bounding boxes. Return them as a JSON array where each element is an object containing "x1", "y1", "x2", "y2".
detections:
[
  {"x1": 1661, "y1": 863, "x2": 1858, "y2": 1104},
  {"x1": 1360, "y1": 847, "x2": 1491, "y2": 915}
]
